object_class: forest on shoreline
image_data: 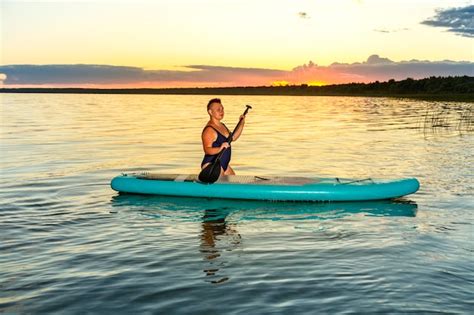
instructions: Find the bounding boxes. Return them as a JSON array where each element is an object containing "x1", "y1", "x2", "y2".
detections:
[{"x1": 1, "y1": 76, "x2": 473, "y2": 102}]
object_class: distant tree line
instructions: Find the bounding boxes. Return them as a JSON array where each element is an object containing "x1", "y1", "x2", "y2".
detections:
[
  {"x1": 308, "y1": 76, "x2": 474, "y2": 95},
  {"x1": 1, "y1": 76, "x2": 473, "y2": 101}
]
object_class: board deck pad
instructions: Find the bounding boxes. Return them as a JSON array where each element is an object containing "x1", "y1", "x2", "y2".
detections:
[{"x1": 134, "y1": 173, "x2": 317, "y2": 186}]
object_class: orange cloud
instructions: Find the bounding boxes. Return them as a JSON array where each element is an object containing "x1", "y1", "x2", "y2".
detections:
[{"x1": 1, "y1": 56, "x2": 472, "y2": 88}]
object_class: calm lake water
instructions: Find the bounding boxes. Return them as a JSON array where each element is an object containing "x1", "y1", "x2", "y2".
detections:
[{"x1": 1, "y1": 94, "x2": 473, "y2": 314}]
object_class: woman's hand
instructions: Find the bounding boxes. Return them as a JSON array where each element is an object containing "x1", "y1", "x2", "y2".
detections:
[{"x1": 220, "y1": 142, "x2": 231, "y2": 151}]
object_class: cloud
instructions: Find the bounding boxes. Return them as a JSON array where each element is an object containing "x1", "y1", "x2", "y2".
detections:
[
  {"x1": 364, "y1": 55, "x2": 394, "y2": 64},
  {"x1": 373, "y1": 28, "x2": 410, "y2": 34},
  {"x1": 0, "y1": 64, "x2": 285, "y2": 87},
  {"x1": 421, "y1": 5, "x2": 474, "y2": 38},
  {"x1": 288, "y1": 55, "x2": 473, "y2": 84},
  {"x1": 298, "y1": 12, "x2": 310, "y2": 19},
  {"x1": 0, "y1": 55, "x2": 472, "y2": 88}
]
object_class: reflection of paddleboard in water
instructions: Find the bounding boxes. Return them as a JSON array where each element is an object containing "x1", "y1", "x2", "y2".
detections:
[
  {"x1": 110, "y1": 194, "x2": 418, "y2": 219},
  {"x1": 110, "y1": 195, "x2": 417, "y2": 284},
  {"x1": 111, "y1": 173, "x2": 420, "y2": 202}
]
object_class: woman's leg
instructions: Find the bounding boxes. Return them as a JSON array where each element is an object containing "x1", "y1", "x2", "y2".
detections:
[
  {"x1": 202, "y1": 163, "x2": 234, "y2": 176},
  {"x1": 224, "y1": 165, "x2": 235, "y2": 175},
  {"x1": 202, "y1": 162, "x2": 227, "y2": 176}
]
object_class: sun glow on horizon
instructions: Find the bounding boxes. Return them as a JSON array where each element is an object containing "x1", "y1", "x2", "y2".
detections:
[
  {"x1": 308, "y1": 81, "x2": 327, "y2": 87},
  {"x1": 272, "y1": 81, "x2": 290, "y2": 86},
  {"x1": 271, "y1": 80, "x2": 328, "y2": 87}
]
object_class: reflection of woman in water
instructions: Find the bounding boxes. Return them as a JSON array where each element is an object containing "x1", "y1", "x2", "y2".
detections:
[{"x1": 200, "y1": 208, "x2": 241, "y2": 284}]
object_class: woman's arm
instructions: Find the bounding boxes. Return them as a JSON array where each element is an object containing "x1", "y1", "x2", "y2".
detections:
[
  {"x1": 202, "y1": 128, "x2": 229, "y2": 155},
  {"x1": 232, "y1": 116, "x2": 245, "y2": 141}
]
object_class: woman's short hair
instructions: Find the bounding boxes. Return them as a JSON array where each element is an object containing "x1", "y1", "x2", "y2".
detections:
[{"x1": 207, "y1": 98, "x2": 221, "y2": 110}]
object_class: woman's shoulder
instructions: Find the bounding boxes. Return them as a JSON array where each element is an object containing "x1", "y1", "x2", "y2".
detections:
[
  {"x1": 203, "y1": 122, "x2": 229, "y2": 136},
  {"x1": 202, "y1": 124, "x2": 218, "y2": 135}
]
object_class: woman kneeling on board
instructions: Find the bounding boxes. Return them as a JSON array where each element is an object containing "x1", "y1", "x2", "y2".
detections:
[{"x1": 201, "y1": 98, "x2": 246, "y2": 176}]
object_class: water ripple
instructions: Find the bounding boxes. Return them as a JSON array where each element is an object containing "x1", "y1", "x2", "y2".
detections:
[{"x1": 1, "y1": 94, "x2": 472, "y2": 314}]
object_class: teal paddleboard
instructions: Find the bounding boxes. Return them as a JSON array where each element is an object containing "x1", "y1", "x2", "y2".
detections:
[{"x1": 110, "y1": 173, "x2": 420, "y2": 202}]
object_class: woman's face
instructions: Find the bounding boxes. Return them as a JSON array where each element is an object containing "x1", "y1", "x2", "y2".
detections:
[{"x1": 208, "y1": 102, "x2": 224, "y2": 120}]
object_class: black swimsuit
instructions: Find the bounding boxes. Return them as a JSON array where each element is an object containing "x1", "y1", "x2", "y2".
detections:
[{"x1": 201, "y1": 124, "x2": 232, "y2": 171}]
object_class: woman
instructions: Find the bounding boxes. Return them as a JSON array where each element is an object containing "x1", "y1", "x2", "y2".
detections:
[{"x1": 201, "y1": 98, "x2": 245, "y2": 176}]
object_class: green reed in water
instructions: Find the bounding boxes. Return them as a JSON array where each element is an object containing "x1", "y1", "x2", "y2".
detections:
[{"x1": 422, "y1": 103, "x2": 473, "y2": 135}]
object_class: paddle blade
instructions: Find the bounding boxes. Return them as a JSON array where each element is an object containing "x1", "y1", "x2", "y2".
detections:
[{"x1": 198, "y1": 160, "x2": 222, "y2": 183}]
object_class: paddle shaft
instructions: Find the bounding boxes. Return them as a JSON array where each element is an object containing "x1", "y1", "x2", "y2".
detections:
[{"x1": 215, "y1": 105, "x2": 251, "y2": 160}]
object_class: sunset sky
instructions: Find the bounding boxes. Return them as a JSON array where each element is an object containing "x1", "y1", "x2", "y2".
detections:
[{"x1": 1, "y1": 0, "x2": 473, "y2": 87}]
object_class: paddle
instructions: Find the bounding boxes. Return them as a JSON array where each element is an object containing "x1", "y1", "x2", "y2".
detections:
[{"x1": 198, "y1": 105, "x2": 252, "y2": 184}]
